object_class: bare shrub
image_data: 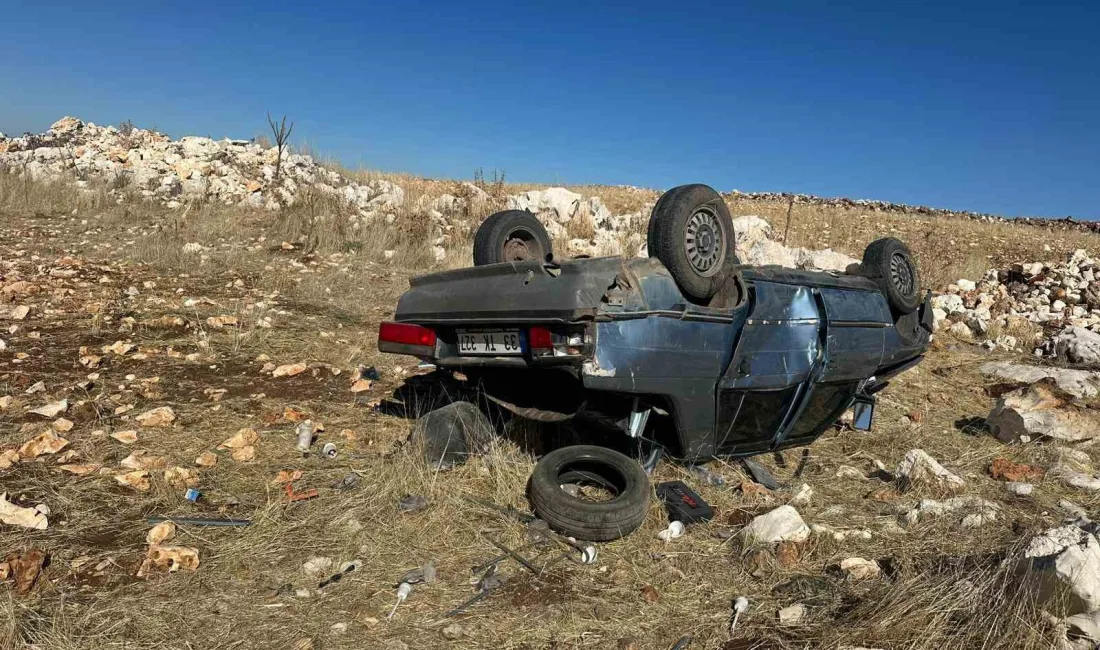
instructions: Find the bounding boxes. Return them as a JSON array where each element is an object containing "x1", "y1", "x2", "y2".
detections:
[{"x1": 265, "y1": 113, "x2": 294, "y2": 180}]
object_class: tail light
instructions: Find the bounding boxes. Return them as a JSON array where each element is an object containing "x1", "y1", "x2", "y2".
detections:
[
  {"x1": 378, "y1": 322, "x2": 437, "y2": 357},
  {"x1": 528, "y1": 326, "x2": 586, "y2": 358}
]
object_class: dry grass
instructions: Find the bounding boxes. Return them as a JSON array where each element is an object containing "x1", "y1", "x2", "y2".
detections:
[{"x1": 0, "y1": 172, "x2": 1097, "y2": 650}]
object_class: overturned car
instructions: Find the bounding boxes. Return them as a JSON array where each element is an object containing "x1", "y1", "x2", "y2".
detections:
[{"x1": 378, "y1": 184, "x2": 932, "y2": 540}]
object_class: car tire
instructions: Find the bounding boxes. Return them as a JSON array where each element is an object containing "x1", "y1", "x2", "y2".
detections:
[
  {"x1": 862, "y1": 237, "x2": 921, "y2": 314},
  {"x1": 647, "y1": 184, "x2": 739, "y2": 301},
  {"x1": 473, "y1": 210, "x2": 553, "y2": 266},
  {"x1": 528, "y1": 445, "x2": 650, "y2": 541},
  {"x1": 409, "y1": 401, "x2": 494, "y2": 469}
]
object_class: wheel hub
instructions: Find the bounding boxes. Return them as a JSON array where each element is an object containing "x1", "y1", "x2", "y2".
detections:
[
  {"x1": 684, "y1": 208, "x2": 725, "y2": 275},
  {"x1": 502, "y1": 237, "x2": 532, "y2": 261},
  {"x1": 890, "y1": 251, "x2": 915, "y2": 296}
]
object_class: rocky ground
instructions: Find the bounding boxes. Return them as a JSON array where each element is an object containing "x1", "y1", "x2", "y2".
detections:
[{"x1": 1, "y1": 119, "x2": 1100, "y2": 650}]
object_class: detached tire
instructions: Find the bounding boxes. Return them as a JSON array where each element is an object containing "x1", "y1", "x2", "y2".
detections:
[
  {"x1": 862, "y1": 237, "x2": 921, "y2": 314},
  {"x1": 410, "y1": 401, "x2": 494, "y2": 469},
  {"x1": 528, "y1": 445, "x2": 650, "y2": 541},
  {"x1": 648, "y1": 184, "x2": 739, "y2": 301},
  {"x1": 473, "y1": 210, "x2": 553, "y2": 266}
]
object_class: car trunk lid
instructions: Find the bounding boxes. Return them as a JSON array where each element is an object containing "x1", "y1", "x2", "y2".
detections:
[{"x1": 394, "y1": 257, "x2": 623, "y2": 325}]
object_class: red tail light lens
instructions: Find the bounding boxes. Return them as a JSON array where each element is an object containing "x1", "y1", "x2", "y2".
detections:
[
  {"x1": 379, "y1": 322, "x2": 437, "y2": 347},
  {"x1": 528, "y1": 326, "x2": 553, "y2": 350}
]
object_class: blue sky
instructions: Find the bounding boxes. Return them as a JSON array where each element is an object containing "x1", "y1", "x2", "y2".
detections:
[{"x1": 2, "y1": 1, "x2": 1097, "y2": 218}]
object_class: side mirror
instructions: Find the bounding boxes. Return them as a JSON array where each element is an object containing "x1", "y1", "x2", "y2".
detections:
[{"x1": 852, "y1": 397, "x2": 875, "y2": 431}]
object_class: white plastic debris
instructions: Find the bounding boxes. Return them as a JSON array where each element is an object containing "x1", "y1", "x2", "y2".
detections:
[
  {"x1": 657, "y1": 520, "x2": 686, "y2": 541},
  {"x1": 730, "y1": 596, "x2": 750, "y2": 634},
  {"x1": 388, "y1": 582, "x2": 412, "y2": 619},
  {"x1": 580, "y1": 545, "x2": 598, "y2": 564},
  {"x1": 295, "y1": 420, "x2": 314, "y2": 452}
]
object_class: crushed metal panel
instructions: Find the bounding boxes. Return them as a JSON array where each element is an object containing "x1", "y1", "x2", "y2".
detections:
[{"x1": 720, "y1": 282, "x2": 821, "y2": 390}]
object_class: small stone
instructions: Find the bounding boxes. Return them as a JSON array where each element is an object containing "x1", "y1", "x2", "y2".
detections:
[
  {"x1": 1006, "y1": 482, "x2": 1034, "y2": 496},
  {"x1": 895, "y1": 449, "x2": 965, "y2": 491},
  {"x1": 398, "y1": 494, "x2": 428, "y2": 512},
  {"x1": 740, "y1": 506, "x2": 810, "y2": 546},
  {"x1": 776, "y1": 541, "x2": 801, "y2": 568},
  {"x1": 839, "y1": 557, "x2": 881, "y2": 580},
  {"x1": 441, "y1": 623, "x2": 464, "y2": 640},
  {"x1": 777, "y1": 603, "x2": 807, "y2": 625},
  {"x1": 989, "y1": 457, "x2": 1042, "y2": 482}
]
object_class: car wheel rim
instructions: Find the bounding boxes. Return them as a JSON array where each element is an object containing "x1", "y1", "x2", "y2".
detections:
[
  {"x1": 684, "y1": 207, "x2": 725, "y2": 276},
  {"x1": 501, "y1": 228, "x2": 543, "y2": 262},
  {"x1": 890, "y1": 251, "x2": 916, "y2": 297}
]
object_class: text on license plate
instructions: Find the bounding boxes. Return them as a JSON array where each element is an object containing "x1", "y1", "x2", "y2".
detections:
[{"x1": 456, "y1": 329, "x2": 523, "y2": 355}]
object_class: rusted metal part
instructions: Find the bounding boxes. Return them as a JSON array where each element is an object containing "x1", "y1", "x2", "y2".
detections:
[{"x1": 482, "y1": 391, "x2": 578, "y2": 423}]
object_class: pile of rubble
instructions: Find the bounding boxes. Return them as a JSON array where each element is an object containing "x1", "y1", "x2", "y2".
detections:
[
  {"x1": 0, "y1": 116, "x2": 405, "y2": 216},
  {"x1": 933, "y1": 248, "x2": 1100, "y2": 360}
]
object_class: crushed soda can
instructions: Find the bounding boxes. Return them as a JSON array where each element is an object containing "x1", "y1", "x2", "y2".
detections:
[
  {"x1": 184, "y1": 488, "x2": 201, "y2": 502},
  {"x1": 322, "y1": 442, "x2": 337, "y2": 459}
]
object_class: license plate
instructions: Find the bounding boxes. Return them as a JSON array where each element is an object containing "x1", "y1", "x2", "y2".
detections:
[{"x1": 456, "y1": 329, "x2": 524, "y2": 356}]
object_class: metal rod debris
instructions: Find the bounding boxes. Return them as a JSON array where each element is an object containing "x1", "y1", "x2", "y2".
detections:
[{"x1": 484, "y1": 536, "x2": 539, "y2": 575}]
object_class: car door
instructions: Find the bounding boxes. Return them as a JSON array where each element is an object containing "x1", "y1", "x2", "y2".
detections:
[{"x1": 715, "y1": 281, "x2": 823, "y2": 455}]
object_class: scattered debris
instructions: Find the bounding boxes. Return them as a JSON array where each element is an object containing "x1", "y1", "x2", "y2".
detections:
[
  {"x1": 657, "y1": 520, "x2": 686, "y2": 542},
  {"x1": 0, "y1": 493, "x2": 48, "y2": 530},
  {"x1": 740, "y1": 458, "x2": 779, "y2": 489},
  {"x1": 295, "y1": 420, "x2": 315, "y2": 452},
  {"x1": 283, "y1": 483, "x2": 318, "y2": 503},
  {"x1": 388, "y1": 582, "x2": 412, "y2": 619},
  {"x1": 730, "y1": 596, "x2": 750, "y2": 634},
  {"x1": 397, "y1": 561, "x2": 437, "y2": 586},
  {"x1": 137, "y1": 545, "x2": 200, "y2": 577},
  {"x1": 0, "y1": 549, "x2": 48, "y2": 595},
  {"x1": 656, "y1": 481, "x2": 714, "y2": 524}
]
